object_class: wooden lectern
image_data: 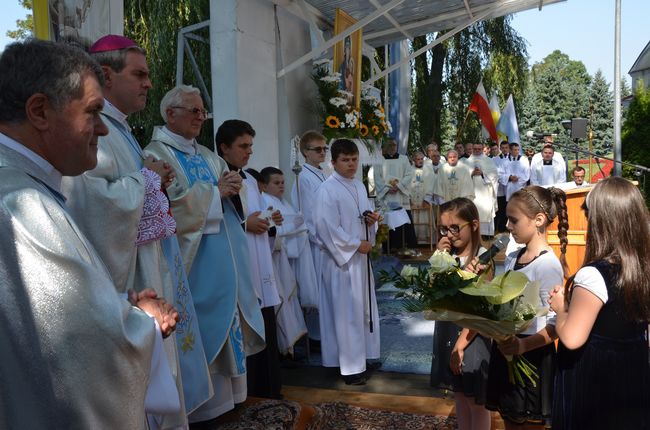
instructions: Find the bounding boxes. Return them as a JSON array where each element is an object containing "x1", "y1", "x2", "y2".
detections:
[{"x1": 547, "y1": 186, "x2": 593, "y2": 278}]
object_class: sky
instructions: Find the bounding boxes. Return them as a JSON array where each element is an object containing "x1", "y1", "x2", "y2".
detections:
[{"x1": 0, "y1": 0, "x2": 648, "y2": 87}]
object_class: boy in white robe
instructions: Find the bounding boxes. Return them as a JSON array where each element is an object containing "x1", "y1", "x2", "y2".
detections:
[
  {"x1": 503, "y1": 142, "x2": 530, "y2": 201},
  {"x1": 260, "y1": 167, "x2": 309, "y2": 355},
  {"x1": 291, "y1": 131, "x2": 329, "y2": 347},
  {"x1": 314, "y1": 139, "x2": 382, "y2": 386}
]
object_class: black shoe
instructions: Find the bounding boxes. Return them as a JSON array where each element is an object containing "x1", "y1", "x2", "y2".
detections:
[
  {"x1": 366, "y1": 360, "x2": 382, "y2": 371},
  {"x1": 308, "y1": 338, "x2": 321, "y2": 352},
  {"x1": 342, "y1": 373, "x2": 367, "y2": 385}
]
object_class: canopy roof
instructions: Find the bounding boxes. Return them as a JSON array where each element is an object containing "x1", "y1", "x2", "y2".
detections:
[{"x1": 304, "y1": 0, "x2": 565, "y2": 47}]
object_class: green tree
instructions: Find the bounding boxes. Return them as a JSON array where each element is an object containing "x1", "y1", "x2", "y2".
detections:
[
  {"x1": 589, "y1": 70, "x2": 613, "y2": 155},
  {"x1": 446, "y1": 16, "x2": 528, "y2": 145},
  {"x1": 6, "y1": 0, "x2": 33, "y2": 40},
  {"x1": 622, "y1": 82, "x2": 650, "y2": 203},
  {"x1": 529, "y1": 50, "x2": 591, "y2": 150},
  {"x1": 518, "y1": 78, "x2": 539, "y2": 145},
  {"x1": 409, "y1": 16, "x2": 528, "y2": 152},
  {"x1": 124, "y1": 0, "x2": 212, "y2": 148}
]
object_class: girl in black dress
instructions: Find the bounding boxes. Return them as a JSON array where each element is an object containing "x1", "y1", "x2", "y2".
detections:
[
  {"x1": 549, "y1": 177, "x2": 650, "y2": 430},
  {"x1": 431, "y1": 198, "x2": 492, "y2": 430}
]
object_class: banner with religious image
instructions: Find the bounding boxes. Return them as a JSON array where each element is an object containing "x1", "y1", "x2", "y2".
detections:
[
  {"x1": 34, "y1": 0, "x2": 123, "y2": 42},
  {"x1": 333, "y1": 8, "x2": 362, "y2": 110}
]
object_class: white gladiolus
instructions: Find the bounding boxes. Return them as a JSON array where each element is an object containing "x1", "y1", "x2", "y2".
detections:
[{"x1": 329, "y1": 97, "x2": 348, "y2": 108}]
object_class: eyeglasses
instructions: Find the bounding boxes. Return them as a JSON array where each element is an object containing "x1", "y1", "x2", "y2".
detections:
[
  {"x1": 171, "y1": 106, "x2": 208, "y2": 118},
  {"x1": 308, "y1": 146, "x2": 328, "y2": 153},
  {"x1": 439, "y1": 221, "x2": 470, "y2": 236}
]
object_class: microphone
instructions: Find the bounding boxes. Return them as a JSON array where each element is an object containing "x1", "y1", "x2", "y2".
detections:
[{"x1": 477, "y1": 234, "x2": 510, "y2": 265}]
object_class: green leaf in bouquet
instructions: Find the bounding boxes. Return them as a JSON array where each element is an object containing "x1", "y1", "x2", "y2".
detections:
[
  {"x1": 458, "y1": 282, "x2": 501, "y2": 297},
  {"x1": 484, "y1": 271, "x2": 530, "y2": 305}
]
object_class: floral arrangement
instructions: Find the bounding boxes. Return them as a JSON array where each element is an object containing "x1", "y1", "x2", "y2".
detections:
[
  {"x1": 312, "y1": 59, "x2": 391, "y2": 145},
  {"x1": 379, "y1": 250, "x2": 546, "y2": 387}
]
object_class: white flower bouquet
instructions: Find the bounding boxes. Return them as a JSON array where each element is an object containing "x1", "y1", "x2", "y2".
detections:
[{"x1": 380, "y1": 250, "x2": 548, "y2": 387}]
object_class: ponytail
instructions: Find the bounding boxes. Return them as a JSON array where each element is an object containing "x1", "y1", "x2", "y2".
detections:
[{"x1": 549, "y1": 187, "x2": 569, "y2": 276}]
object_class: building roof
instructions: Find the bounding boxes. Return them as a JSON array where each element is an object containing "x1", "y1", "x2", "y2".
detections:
[{"x1": 629, "y1": 40, "x2": 650, "y2": 74}]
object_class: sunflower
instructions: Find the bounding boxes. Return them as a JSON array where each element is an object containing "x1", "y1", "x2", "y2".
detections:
[
  {"x1": 326, "y1": 115, "x2": 340, "y2": 128},
  {"x1": 360, "y1": 124, "x2": 369, "y2": 137},
  {"x1": 372, "y1": 125, "x2": 380, "y2": 135}
]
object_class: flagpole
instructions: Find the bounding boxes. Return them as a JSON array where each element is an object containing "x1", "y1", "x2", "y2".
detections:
[{"x1": 456, "y1": 108, "x2": 472, "y2": 144}]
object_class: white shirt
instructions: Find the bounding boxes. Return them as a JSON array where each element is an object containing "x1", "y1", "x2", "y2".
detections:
[{"x1": 573, "y1": 266, "x2": 608, "y2": 303}]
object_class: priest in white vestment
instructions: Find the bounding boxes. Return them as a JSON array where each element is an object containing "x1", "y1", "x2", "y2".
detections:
[
  {"x1": 492, "y1": 141, "x2": 511, "y2": 232},
  {"x1": 145, "y1": 87, "x2": 266, "y2": 420},
  {"x1": 373, "y1": 138, "x2": 416, "y2": 250},
  {"x1": 410, "y1": 152, "x2": 436, "y2": 244},
  {"x1": 530, "y1": 144, "x2": 566, "y2": 186},
  {"x1": 314, "y1": 139, "x2": 381, "y2": 386},
  {"x1": 0, "y1": 40, "x2": 177, "y2": 429},
  {"x1": 433, "y1": 150, "x2": 475, "y2": 204},
  {"x1": 60, "y1": 36, "x2": 186, "y2": 429},
  {"x1": 465, "y1": 143, "x2": 499, "y2": 235},
  {"x1": 503, "y1": 143, "x2": 530, "y2": 201},
  {"x1": 554, "y1": 166, "x2": 590, "y2": 190},
  {"x1": 291, "y1": 131, "x2": 329, "y2": 346}
]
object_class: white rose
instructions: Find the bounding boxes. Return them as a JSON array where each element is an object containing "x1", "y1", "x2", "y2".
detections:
[
  {"x1": 428, "y1": 250, "x2": 458, "y2": 273},
  {"x1": 400, "y1": 265, "x2": 419, "y2": 281}
]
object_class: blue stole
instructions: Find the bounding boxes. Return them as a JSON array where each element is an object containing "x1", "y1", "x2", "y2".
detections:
[{"x1": 172, "y1": 147, "x2": 259, "y2": 371}]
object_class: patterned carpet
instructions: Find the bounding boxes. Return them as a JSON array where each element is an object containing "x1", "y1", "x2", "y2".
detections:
[
  {"x1": 204, "y1": 399, "x2": 457, "y2": 430},
  {"x1": 308, "y1": 402, "x2": 457, "y2": 430}
]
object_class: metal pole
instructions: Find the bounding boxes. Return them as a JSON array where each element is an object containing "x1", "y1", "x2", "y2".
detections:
[
  {"x1": 365, "y1": 220, "x2": 374, "y2": 333},
  {"x1": 613, "y1": 0, "x2": 622, "y2": 176}
]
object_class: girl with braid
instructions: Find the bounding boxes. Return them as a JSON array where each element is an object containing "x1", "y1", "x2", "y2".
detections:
[
  {"x1": 549, "y1": 177, "x2": 650, "y2": 429},
  {"x1": 483, "y1": 185, "x2": 568, "y2": 429}
]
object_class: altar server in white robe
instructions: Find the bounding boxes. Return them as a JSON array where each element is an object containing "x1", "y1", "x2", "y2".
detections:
[
  {"x1": 433, "y1": 150, "x2": 474, "y2": 204},
  {"x1": 314, "y1": 139, "x2": 381, "y2": 386},
  {"x1": 145, "y1": 87, "x2": 266, "y2": 421},
  {"x1": 503, "y1": 142, "x2": 530, "y2": 201},
  {"x1": 410, "y1": 152, "x2": 436, "y2": 243},
  {"x1": 260, "y1": 167, "x2": 309, "y2": 354},
  {"x1": 530, "y1": 144, "x2": 566, "y2": 186},
  {"x1": 0, "y1": 39, "x2": 179, "y2": 429},
  {"x1": 291, "y1": 130, "x2": 329, "y2": 344},
  {"x1": 60, "y1": 35, "x2": 186, "y2": 429},
  {"x1": 216, "y1": 120, "x2": 283, "y2": 400},
  {"x1": 465, "y1": 142, "x2": 499, "y2": 235},
  {"x1": 264, "y1": 167, "x2": 319, "y2": 309}
]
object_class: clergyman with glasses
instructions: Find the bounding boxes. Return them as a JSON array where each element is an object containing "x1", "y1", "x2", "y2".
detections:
[{"x1": 146, "y1": 87, "x2": 266, "y2": 421}]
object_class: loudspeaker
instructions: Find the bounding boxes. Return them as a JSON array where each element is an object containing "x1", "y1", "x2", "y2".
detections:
[{"x1": 571, "y1": 118, "x2": 587, "y2": 140}]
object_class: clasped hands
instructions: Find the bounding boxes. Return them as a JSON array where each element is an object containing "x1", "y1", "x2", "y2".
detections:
[
  {"x1": 144, "y1": 156, "x2": 175, "y2": 189},
  {"x1": 218, "y1": 171, "x2": 243, "y2": 197},
  {"x1": 128, "y1": 288, "x2": 179, "y2": 338}
]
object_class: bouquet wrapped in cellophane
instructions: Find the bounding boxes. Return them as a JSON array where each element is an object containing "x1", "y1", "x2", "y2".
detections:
[{"x1": 379, "y1": 250, "x2": 548, "y2": 387}]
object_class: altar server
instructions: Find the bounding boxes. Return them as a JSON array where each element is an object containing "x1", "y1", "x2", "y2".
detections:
[
  {"x1": 291, "y1": 130, "x2": 328, "y2": 346},
  {"x1": 216, "y1": 121, "x2": 283, "y2": 400},
  {"x1": 503, "y1": 142, "x2": 530, "y2": 201},
  {"x1": 145, "y1": 86, "x2": 265, "y2": 420},
  {"x1": 314, "y1": 139, "x2": 381, "y2": 386}
]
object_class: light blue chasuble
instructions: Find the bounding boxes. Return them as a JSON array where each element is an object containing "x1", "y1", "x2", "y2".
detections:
[
  {"x1": 110, "y1": 116, "x2": 212, "y2": 413},
  {"x1": 173, "y1": 148, "x2": 253, "y2": 376}
]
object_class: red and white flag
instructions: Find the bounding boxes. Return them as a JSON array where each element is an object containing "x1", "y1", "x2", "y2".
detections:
[{"x1": 468, "y1": 81, "x2": 498, "y2": 142}]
